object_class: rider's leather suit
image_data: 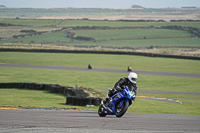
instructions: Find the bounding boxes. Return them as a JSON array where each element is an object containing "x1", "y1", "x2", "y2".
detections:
[{"x1": 108, "y1": 77, "x2": 137, "y2": 97}]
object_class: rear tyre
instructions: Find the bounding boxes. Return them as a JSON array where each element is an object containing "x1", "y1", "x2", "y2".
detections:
[
  {"x1": 98, "y1": 105, "x2": 107, "y2": 117},
  {"x1": 115, "y1": 100, "x2": 129, "y2": 117}
]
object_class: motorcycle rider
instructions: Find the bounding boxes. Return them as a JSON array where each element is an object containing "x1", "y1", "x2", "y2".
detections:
[{"x1": 101, "y1": 72, "x2": 138, "y2": 106}]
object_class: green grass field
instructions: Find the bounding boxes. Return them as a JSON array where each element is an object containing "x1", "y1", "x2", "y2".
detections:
[
  {"x1": 1, "y1": 88, "x2": 200, "y2": 115},
  {"x1": 0, "y1": 31, "x2": 81, "y2": 44},
  {"x1": 1, "y1": 19, "x2": 200, "y2": 28},
  {"x1": 60, "y1": 20, "x2": 200, "y2": 29},
  {"x1": 72, "y1": 29, "x2": 192, "y2": 40},
  {"x1": 77, "y1": 37, "x2": 200, "y2": 47},
  {"x1": 0, "y1": 19, "x2": 63, "y2": 26},
  {"x1": 0, "y1": 19, "x2": 199, "y2": 48},
  {"x1": 0, "y1": 67, "x2": 200, "y2": 92},
  {"x1": 0, "y1": 52, "x2": 200, "y2": 73},
  {"x1": 0, "y1": 26, "x2": 61, "y2": 38},
  {"x1": 1, "y1": 30, "x2": 199, "y2": 47}
]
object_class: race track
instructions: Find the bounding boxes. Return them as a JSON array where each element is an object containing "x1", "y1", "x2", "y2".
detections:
[
  {"x1": 0, "y1": 109, "x2": 200, "y2": 133},
  {"x1": 1, "y1": 63, "x2": 200, "y2": 78},
  {"x1": 1, "y1": 63, "x2": 200, "y2": 96}
]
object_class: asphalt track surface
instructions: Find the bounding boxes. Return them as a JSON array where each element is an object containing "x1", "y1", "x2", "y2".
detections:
[
  {"x1": 1, "y1": 63, "x2": 200, "y2": 78},
  {"x1": 1, "y1": 63, "x2": 200, "y2": 92},
  {"x1": 1, "y1": 63, "x2": 200, "y2": 96},
  {"x1": 0, "y1": 109, "x2": 200, "y2": 133}
]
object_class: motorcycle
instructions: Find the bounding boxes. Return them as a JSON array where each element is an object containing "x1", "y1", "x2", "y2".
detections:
[{"x1": 98, "y1": 86, "x2": 136, "y2": 117}]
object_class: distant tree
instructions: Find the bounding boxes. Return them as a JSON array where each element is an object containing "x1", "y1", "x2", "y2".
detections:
[
  {"x1": 13, "y1": 35, "x2": 18, "y2": 38},
  {"x1": 131, "y1": 5, "x2": 143, "y2": 8},
  {"x1": 81, "y1": 18, "x2": 89, "y2": 20},
  {"x1": 0, "y1": 5, "x2": 6, "y2": 7}
]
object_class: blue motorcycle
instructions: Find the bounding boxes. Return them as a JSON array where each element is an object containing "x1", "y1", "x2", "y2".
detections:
[{"x1": 98, "y1": 86, "x2": 136, "y2": 117}]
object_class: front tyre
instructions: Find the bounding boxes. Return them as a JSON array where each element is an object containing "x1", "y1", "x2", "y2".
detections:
[
  {"x1": 98, "y1": 105, "x2": 107, "y2": 117},
  {"x1": 115, "y1": 100, "x2": 129, "y2": 117}
]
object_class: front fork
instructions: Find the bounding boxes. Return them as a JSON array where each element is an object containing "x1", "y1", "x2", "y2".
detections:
[
  {"x1": 118, "y1": 99, "x2": 130, "y2": 108},
  {"x1": 119, "y1": 100, "x2": 124, "y2": 107},
  {"x1": 101, "y1": 100, "x2": 107, "y2": 109}
]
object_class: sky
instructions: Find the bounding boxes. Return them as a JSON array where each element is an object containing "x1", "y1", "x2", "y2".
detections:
[{"x1": 0, "y1": 0, "x2": 200, "y2": 8}]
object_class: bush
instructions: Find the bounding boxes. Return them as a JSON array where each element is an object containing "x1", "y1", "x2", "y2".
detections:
[
  {"x1": 75, "y1": 36, "x2": 95, "y2": 41},
  {"x1": 20, "y1": 30, "x2": 36, "y2": 33}
]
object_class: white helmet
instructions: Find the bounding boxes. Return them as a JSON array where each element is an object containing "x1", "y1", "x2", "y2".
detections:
[{"x1": 128, "y1": 72, "x2": 138, "y2": 84}]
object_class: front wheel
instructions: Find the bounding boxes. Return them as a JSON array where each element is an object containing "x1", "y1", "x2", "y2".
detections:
[
  {"x1": 98, "y1": 105, "x2": 107, "y2": 117},
  {"x1": 115, "y1": 100, "x2": 129, "y2": 117}
]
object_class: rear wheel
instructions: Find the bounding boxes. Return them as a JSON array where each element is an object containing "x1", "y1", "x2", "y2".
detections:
[
  {"x1": 115, "y1": 100, "x2": 129, "y2": 117},
  {"x1": 98, "y1": 105, "x2": 107, "y2": 117}
]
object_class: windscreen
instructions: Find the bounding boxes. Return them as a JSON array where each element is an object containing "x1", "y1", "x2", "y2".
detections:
[{"x1": 127, "y1": 85, "x2": 134, "y2": 92}]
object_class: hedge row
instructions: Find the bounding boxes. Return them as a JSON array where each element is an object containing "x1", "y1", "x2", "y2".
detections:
[
  {"x1": 1, "y1": 48, "x2": 200, "y2": 60},
  {"x1": 0, "y1": 82, "x2": 102, "y2": 106},
  {"x1": 161, "y1": 25, "x2": 200, "y2": 37}
]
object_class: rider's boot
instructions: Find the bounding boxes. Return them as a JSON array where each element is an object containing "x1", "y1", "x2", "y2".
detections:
[{"x1": 101, "y1": 94, "x2": 110, "y2": 109}]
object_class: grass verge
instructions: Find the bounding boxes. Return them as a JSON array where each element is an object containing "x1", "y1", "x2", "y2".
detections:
[
  {"x1": 0, "y1": 52, "x2": 200, "y2": 73},
  {"x1": 0, "y1": 88, "x2": 199, "y2": 115},
  {"x1": 0, "y1": 67, "x2": 200, "y2": 92}
]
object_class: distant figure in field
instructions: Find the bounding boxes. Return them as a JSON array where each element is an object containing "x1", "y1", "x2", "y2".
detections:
[
  {"x1": 127, "y1": 66, "x2": 132, "y2": 72},
  {"x1": 88, "y1": 64, "x2": 92, "y2": 69}
]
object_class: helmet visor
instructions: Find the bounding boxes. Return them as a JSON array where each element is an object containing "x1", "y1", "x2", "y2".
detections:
[{"x1": 132, "y1": 78, "x2": 137, "y2": 82}]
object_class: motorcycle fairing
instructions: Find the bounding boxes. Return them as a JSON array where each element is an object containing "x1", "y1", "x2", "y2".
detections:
[{"x1": 105, "y1": 88, "x2": 134, "y2": 115}]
